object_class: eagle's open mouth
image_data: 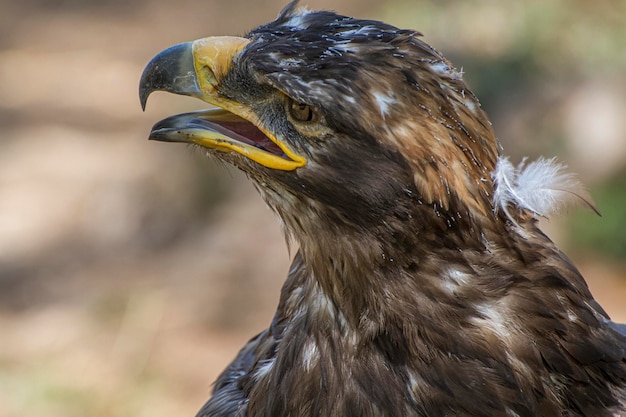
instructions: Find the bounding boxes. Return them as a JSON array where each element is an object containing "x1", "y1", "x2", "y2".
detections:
[
  {"x1": 139, "y1": 38, "x2": 306, "y2": 171},
  {"x1": 149, "y1": 109, "x2": 285, "y2": 158}
]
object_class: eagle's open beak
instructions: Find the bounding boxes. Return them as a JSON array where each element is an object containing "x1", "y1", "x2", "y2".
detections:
[{"x1": 139, "y1": 37, "x2": 306, "y2": 171}]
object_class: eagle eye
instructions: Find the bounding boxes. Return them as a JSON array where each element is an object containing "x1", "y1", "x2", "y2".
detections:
[{"x1": 287, "y1": 99, "x2": 316, "y2": 123}]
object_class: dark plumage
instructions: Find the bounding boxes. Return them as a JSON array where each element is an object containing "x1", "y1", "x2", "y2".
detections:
[{"x1": 139, "y1": 2, "x2": 626, "y2": 416}]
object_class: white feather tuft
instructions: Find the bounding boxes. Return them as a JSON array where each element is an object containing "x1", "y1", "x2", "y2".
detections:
[{"x1": 492, "y1": 156, "x2": 598, "y2": 222}]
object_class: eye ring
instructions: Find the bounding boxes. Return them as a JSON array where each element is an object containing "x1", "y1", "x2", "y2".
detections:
[{"x1": 287, "y1": 99, "x2": 317, "y2": 123}]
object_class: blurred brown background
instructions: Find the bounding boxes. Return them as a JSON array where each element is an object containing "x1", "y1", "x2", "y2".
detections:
[{"x1": 0, "y1": 0, "x2": 624, "y2": 416}]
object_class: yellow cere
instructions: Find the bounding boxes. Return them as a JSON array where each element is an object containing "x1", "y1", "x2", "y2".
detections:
[{"x1": 190, "y1": 36, "x2": 306, "y2": 171}]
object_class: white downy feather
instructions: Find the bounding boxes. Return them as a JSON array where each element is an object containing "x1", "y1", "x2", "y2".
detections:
[{"x1": 492, "y1": 156, "x2": 598, "y2": 222}]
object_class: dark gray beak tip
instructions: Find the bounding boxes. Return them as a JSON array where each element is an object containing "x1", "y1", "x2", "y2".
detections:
[{"x1": 138, "y1": 42, "x2": 200, "y2": 111}]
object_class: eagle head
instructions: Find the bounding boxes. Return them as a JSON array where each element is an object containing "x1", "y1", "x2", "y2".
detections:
[{"x1": 139, "y1": 1, "x2": 499, "y2": 255}]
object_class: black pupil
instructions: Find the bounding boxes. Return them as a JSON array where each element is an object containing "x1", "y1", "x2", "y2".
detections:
[{"x1": 293, "y1": 102, "x2": 313, "y2": 122}]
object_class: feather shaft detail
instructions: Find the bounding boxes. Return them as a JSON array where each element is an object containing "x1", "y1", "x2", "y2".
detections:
[{"x1": 492, "y1": 156, "x2": 599, "y2": 221}]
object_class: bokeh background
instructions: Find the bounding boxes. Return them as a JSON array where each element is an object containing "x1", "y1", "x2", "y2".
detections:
[{"x1": 1, "y1": 0, "x2": 624, "y2": 415}]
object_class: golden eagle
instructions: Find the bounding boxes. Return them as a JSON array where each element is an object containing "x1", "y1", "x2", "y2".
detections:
[{"x1": 139, "y1": 2, "x2": 626, "y2": 416}]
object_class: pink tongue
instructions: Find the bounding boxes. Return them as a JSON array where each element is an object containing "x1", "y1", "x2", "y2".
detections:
[{"x1": 189, "y1": 117, "x2": 284, "y2": 156}]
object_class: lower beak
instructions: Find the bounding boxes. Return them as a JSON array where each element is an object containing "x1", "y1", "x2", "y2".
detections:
[{"x1": 149, "y1": 108, "x2": 305, "y2": 170}]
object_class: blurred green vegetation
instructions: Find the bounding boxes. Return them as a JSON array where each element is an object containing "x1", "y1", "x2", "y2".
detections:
[
  {"x1": 568, "y1": 174, "x2": 626, "y2": 259},
  {"x1": 383, "y1": 0, "x2": 626, "y2": 72}
]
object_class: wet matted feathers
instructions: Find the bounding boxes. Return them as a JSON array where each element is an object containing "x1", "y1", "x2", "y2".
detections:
[{"x1": 139, "y1": 1, "x2": 626, "y2": 416}]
